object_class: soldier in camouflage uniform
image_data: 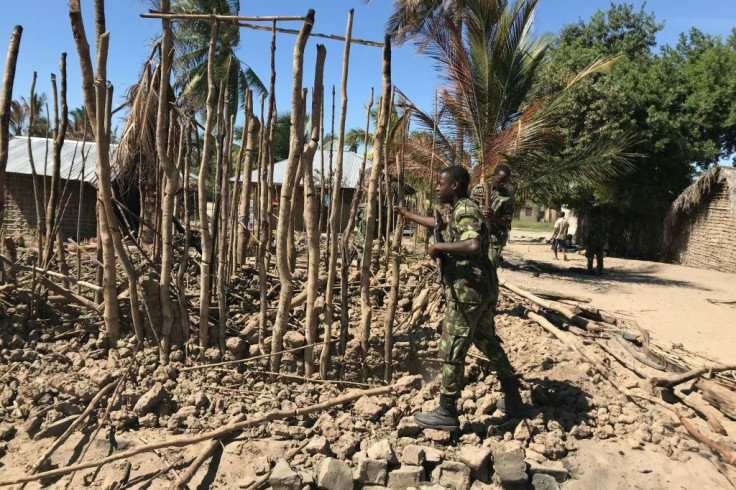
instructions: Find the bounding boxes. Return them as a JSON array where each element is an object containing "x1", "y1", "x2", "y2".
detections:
[
  {"x1": 353, "y1": 202, "x2": 368, "y2": 269},
  {"x1": 395, "y1": 165, "x2": 523, "y2": 432},
  {"x1": 470, "y1": 164, "x2": 514, "y2": 268}
]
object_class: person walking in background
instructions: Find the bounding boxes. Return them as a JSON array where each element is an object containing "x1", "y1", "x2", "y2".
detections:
[
  {"x1": 551, "y1": 211, "x2": 570, "y2": 261},
  {"x1": 470, "y1": 164, "x2": 514, "y2": 268},
  {"x1": 584, "y1": 207, "x2": 608, "y2": 275}
]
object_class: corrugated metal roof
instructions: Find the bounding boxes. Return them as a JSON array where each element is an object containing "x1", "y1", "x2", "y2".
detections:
[
  {"x1": 242, "y1": 149, "x2": 371, "y2": 189},
  {"x1": 6, "y1": 136, "x2": 119, "y2": 186}
]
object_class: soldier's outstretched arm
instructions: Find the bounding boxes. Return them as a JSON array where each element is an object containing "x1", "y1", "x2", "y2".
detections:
[
  {"x1": 429, "y1": 238, "x2": 481, "y2": 258},
  {"x1": 394, "y1": 205, "x2": 437, "y2": 229}
]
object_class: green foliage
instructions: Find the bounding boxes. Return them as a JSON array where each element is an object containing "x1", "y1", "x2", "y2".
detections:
[{"x1": 534, "y1": 3, "x2": 736, "y2": 258}]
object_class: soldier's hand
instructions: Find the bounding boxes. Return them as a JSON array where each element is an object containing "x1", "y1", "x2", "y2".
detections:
[
  {"x1": 393, "y1": 205, "x2": 408, "y2": 217},
  {"x1": 428, "y1": 243, "x2": 440, "y2": 260},
  {"x1": 483, "y1": 209, "x2": 494, "y2": 219}
]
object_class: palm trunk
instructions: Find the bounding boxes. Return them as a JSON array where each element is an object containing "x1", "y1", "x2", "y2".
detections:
[
  {"x1": 176, "y1": 124, "x2": 191, "y2": 345},
  {"x1": 229, "y1": 91, "x2": 249, "y2": 272},
  {"x1": 197, "y1": 21, "x2": 219, "y2": 349},
  {"x1": 359, "y1": 35, "x2": 392, "y2": 380},
  {"x1": 338, "y1": 88, "x2": 373, "y2": 355},
  {"x1": 319, "y1": 9, "x2": 354, "y2": 379},
  {"x1": 156, "y1": 0, "x2": 180, "y2": 361},
  {"x1": 270, "y1": 10, "x2": 315, "y2": 373},
  {"x1": 302, "y1": 44, "x2": 326, "y2": 378}
]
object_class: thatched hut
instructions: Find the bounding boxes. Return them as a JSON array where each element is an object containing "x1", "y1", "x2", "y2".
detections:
[{"x1": 664, "y1": 166, "x2": 736, "y2": 273}]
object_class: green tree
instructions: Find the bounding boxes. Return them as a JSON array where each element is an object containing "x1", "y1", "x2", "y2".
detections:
[
  {"x1": 535, "y1": 3, "x2": 736, "y2": 258},
  {"x1": 171, "y1": 0, "x2": 266, "y2": 114}
]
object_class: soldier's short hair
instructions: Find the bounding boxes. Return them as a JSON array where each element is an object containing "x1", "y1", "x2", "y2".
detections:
[
  {"x1": 441, "y1": 165, "x2": 470, "y2": 195},
  {"x1": 494, "y1": 163, "x2": 511, "y2": 177}
]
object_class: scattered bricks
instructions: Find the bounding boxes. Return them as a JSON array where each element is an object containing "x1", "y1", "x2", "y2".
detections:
[
  {"x1": 423, "y1": 446, "x2": 444, "y2": 464},
  {"x1": 358, "y1": 458, "x2": 388, "y2": 485},
  {"x1": 133, "y1": 382, "x2": 166, "y2": 416},
  {"x1": 423, "y1": 429, "x2": 451, "y2": 443},
  {"x1": 431, "y1": 461, "x2": 471, "y2": 490},
  {"x1": 367, "y1": 439, "x2": 399, "y2": 466},
  {"x1": 395, "y1": 375, "x2": 423, "y2": 394},
  {"x1": 400, "y1": 445, "x2": 426, "y2": 466},
  {"x1": 397, "y1": 416, "x2": 421, "y2": 437},
  {"x1": 355, "y1": 396, "x2": 386, "y2": 421},
  {"x1": 527, "y1": 460, "x2": 569, "y2": 483},
  {"x1": 458, "y1": 446, "x2": 492, "y2": 483},
  {"x1": 306, "y1": 435, "x2": 331, "y2": 455},
  {"x1": 387, "y1": 465, "x2": 425, "y2": 489},
  {"x1": 531, "y1": 473, "x2": 559, "y2": 490},
  {"x1": 492, "y1": 448, "x2": 527, "y2": 486},
  {"x1": 316, "y1": 457, "x2": 353, "y2": 490},
  {"x1": 269, "y1": 459, "x2": 302, "y2": 490}
]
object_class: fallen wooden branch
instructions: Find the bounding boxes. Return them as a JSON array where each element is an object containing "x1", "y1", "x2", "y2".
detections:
[
  {"x1": 20, "y1": 381, "x2": 116, "y2": 486},
  {"x1": 614, "y1": 334, "x2": 666, "y2": 371},
  {"x1": 675, "y1": 387, "x2": 728, "y2": 436},
  {"x1": 523, "y1": 286, "x2": 592, "y2": 303},
  {"x1": 171, "y1": 414, "x2": 247, "y2": 488},
  {"x1": 651, "y1": 364, "x2": 736, "y2": 388},
  {"x1": 696, "y1": 379, "x2": 736, "y2": 421},
  {"x1": 0, "y1": 385, "x2": 392, "y2": 486},
  {"x1": 40, "y1": 276, "x2": 102, "y2": 314},
  {"x1": 0, "y1": 255, "x2": 102, "y2": 293}
]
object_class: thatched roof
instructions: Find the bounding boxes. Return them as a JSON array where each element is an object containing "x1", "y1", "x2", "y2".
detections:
[{"x1": 664, "y1": 166, "x2": 736, "y2": 246}]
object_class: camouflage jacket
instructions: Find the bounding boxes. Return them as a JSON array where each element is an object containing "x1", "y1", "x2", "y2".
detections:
[
  {"x1": 442, "y1": 198, "x2": 495, "y2": 304},
  {"x1": 469, "y1": 184, "x2": 514, "y2": 242},
  {"x1": 354, "y1": 203, "x2": 367, "y2": 247}
]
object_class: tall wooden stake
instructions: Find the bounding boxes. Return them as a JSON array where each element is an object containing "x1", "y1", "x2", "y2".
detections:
[
  {"x1": 358, "y1": 35, "x2": 392, "y2": 380},
  {"x1": 319, "y1": 9, "x2": 354, "y2": 379},
  {"x1": 302, "y1": 44, "x2": 326, "y2": 377},
  {"x1": 270, "y1": 10, "x2": 315, "y2": 373}
]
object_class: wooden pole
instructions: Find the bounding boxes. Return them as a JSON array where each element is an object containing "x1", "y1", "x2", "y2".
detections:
[
  {"x1": 0, "y1": 25, "x2": 22, "y2": 276},
  {"x1": 319, "y1": 10, "x2": 354, "y2": 379},
  {"x1": 356, "y1": 35, "x2": 392, "y2": 381},
  {"x1": 197, "y1": 21, "x2": 219, "y2": 349},
  {"x1": 338, "y1": 88, "x2": 373, "y2": 356},
  {"x1": 270, "y1": 10, "x2": 314, "y2": 373},
  {"x1": 302, "y1": 45, "x2": 327, "y2": 377}
]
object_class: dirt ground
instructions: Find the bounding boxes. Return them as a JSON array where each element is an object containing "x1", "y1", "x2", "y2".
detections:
[
  {"x1": 504, "y1": 230, "x2": 736, "y2": 365},
  {"x1": 1, "y1": 238, "x2": 735, "y2": 489}
]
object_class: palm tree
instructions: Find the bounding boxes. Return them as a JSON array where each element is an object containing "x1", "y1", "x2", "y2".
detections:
[
  {"x1": 14, "y1": 93, "x2": 50, "y2": 137},
  {"x1": 67, "y1": 106, "x2": 91, "y2": 140},
  {"x1": 386, "y1": 0, "x2": 634, "y2": 202},
  {"x1": 170, "y1": 0, "x2": 266, "y2": 114},
  {"x1": 9, "y1": 100, "x2": 28, "y2": 136}
]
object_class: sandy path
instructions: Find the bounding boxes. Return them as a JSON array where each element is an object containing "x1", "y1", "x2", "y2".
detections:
[{"x1": 502, "y1": 230, "x2": 736, "y2": 365}]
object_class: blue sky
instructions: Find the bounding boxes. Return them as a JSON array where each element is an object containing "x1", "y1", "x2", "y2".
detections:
[{"x1": 1, "y1": 0, "x2": 735, "y2": 136}]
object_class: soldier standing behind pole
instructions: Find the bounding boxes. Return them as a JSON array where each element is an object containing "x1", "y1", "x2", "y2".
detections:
[
  {"x1": 470, "y1": 164, "x2": 513, "y2": 268},
  {"x1": 394, "y1": 165, "x2": 524, "y2": 432}
]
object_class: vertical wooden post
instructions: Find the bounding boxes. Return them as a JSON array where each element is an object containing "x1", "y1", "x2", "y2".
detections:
[
  {"x1": 270, "y1": 10, "x2": 315, "y2": 373},
  {"x1": 358, "y1": 35, "x2": 391, "y2": 380},
  {"x1": 319, "y1": 9, "x2": 354, "y2": 379}
]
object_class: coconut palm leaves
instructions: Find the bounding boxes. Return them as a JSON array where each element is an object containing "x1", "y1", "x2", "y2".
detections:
[
  {"x1": 388, "y1": 0, "x2": 635, "y2": 198},
  {"x1": 170, "y1": 0, "x2": 266, "y2": 112}
]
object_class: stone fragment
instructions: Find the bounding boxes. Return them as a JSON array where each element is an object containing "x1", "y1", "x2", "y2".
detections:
[
  {"x1": 594, "y1": 425, "x2": 615, "y2": 440},
  {"x1": 569, "y1": 424, "x2": 592, "y2": 440},
  {"x1": 527, "y1": 460, "x2": 568, "y2": 483},
  {"x1": 138, "y1": 413, "x2": 158, "y2": 428},
  {"x1": 423, "y1": 446, "x2": 444, "y2": 464},
  {"x1": 400, "y1": 445, "x2": 426, "y2": 466},
  {"x1": 316, "y1": 458, "x2": 353, "y2": 490},
  {"x1": 531, "y1": 473, "x2": 559, "y2": 490},
  {"x1": 492, "y1": 447, "x2": 527, "y2": 485},
  {"x1": 306, "y1": 435, "x2": 331, "y2": 455},
  {"x1": 431, "y1": 461, "x2": 471, "y2": 490},
  {"x1": 355, "y1": 396, "x2": 386, "y2": 421},
  {"x1": 225, "y1": 337, "x2": 247, "y2": 356},
  {"x1": 367, "y1": 439, "x2": 398, "y2": 466},
  {"x1": 332, "y1": 432, "x2": 361, "y2": 459},
  {"x1": 133, "y1": 383, "x2": 166, "y2": 416},
  {"x1": 468, "y1": 482, "x2": 499, "y2": 489},
  {"x1": 458, "y1": 446, "x2": 492, "y2": 483},
  {"x1": 397, "y1": 416, "x2": 421, "y2": 437},
  {"x1": 387, "y1": 465, "x2": 424, "y2": 489},
  {"x1": 269, "y1": 459, "x2": 302, "y2": 490},
  {"x1": 513, "y1": 422, "x2": 531, "y2": 441},
  {"x1": 283, "y1": 331, "x2": 306, "y2": 349},
  {"x1": 0, "y1": 424, "x2": 16, "y2": 441},
  {"x1": 423, "y1": 429, "x2": 451, "y2": 443},
  {"x1": 358, "y1": 458, "x2": 388, "y2": 485},
  {"x1": 394, "y1": 375, "x2": 423, "y2": 394}
]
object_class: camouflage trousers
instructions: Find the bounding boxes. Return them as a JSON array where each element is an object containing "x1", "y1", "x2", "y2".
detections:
[
  {"x1": 489, "y1": 235, "x2": 507, "y2": 269},
  {"x1": 439, "y1": 299, "x2": 517, "y2": 397}
]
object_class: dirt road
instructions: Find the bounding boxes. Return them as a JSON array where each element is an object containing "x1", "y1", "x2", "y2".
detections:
[{"x1": 503, "y1": 230, "x2": 736, "y2": 365}]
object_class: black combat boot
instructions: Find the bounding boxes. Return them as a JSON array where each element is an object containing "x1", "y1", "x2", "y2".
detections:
[
  {"x1": 495, "y1": 375, "x2": 525, "y2": 415},
  {"x1": 414, "y1": 394, "x2": 460, "y2": 432}
]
